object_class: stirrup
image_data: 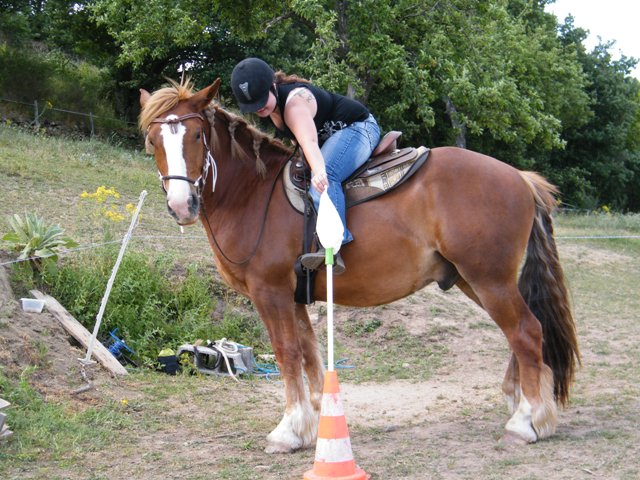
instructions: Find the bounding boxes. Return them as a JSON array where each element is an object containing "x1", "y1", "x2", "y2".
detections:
[{"x1": 300, "y1": 249, "x2": 345, "y2": 275}]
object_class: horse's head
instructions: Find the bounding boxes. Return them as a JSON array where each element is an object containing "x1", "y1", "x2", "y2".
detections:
[{"x1": 139, "y1": 78, "x2": 221, "y2": 225}]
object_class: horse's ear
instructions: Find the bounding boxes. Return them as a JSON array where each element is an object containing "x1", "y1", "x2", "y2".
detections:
[
  {"x1": 191, "y1": 78, "x2": 221, "y2": 110},
  {"x1": 207, "y1": 78, "x2": 222, "y2": 100},
  {"x1": 140, "y1": 89, "x2": 151, "y2": 107}
]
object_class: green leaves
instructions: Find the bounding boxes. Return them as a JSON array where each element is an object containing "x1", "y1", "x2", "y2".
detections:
[
  {"x1": 2, "y1": 0, "x2": 639, "y2": 210},
  {"x1": 2, "y1": 213, "x2": 78, "y2": 263}
]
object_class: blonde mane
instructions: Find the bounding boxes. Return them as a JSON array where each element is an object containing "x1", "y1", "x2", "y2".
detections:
[
  {"x1": 140, "y1": 79, "x2": 293, "y2": 175},
  {"x1": 139, "y1": 78, "x2": 195, "y2": 131}
]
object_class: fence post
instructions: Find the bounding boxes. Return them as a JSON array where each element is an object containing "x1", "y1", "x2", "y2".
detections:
[
  {"x1": 34, "y1": 100, "x2": 39, "y2": 128},
  {"x1": 89, "y1": 112, "x2": 94, "y2": 138}
]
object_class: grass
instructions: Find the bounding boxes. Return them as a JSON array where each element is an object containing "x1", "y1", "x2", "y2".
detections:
[
  {"x1": 0, "y1": 367, "x2": 132, "y2": 466},
  {"x1": 556, "y1": 210, "x2": 640, "y2": 233},
  {"x1": 0, "y1": 123, "x2": 213, "y2": 267}
]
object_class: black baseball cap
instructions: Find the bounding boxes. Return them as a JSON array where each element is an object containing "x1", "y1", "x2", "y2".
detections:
[{"x1": 231, "y1": 58, "x2": 275, "y2": 113}]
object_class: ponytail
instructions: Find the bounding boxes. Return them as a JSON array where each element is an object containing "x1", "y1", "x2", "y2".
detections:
[{"x1": 274, "y1": 71, "x2": 311, "y2": 85}]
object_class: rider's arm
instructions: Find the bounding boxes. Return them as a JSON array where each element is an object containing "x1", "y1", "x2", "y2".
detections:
[{"x1": 284, "y1": 89, "x2": 328, "y2": 193}]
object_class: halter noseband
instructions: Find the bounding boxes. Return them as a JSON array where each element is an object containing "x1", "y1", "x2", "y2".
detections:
[{"x1": 149, "y1": 112, "x2": 217, "y2": 194}]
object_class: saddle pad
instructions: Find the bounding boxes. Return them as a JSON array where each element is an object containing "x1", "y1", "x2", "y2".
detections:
[{"x1": 283, "y1": 146, "x2": 430, "y2": 213}]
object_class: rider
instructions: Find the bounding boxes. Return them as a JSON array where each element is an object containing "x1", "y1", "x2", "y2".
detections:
[{"x1": 230, "y1": 57, "x2": 380, "y2": 275}]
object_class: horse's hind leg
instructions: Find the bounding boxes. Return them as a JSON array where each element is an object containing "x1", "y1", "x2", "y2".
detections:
[
  {"x1": 502, "y1": 354, "x2": 521, "y2": 414},
  {"x1": 457, "y1": 278, "x2": 548, "y2": 435},
  {"x1": 254, "y1": 298, "x2": 318, "y2": 453},
  {"x1": 457, "y1": 279, "x2": 530, "y2": 422},
  {"x1": 472, "y1": 284, "x2": 557, "y2": 444}
]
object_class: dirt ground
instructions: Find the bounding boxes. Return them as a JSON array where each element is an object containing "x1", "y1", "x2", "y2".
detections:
[{"x1": 1, "y1": 242, "x2": 639, "y2": 480}]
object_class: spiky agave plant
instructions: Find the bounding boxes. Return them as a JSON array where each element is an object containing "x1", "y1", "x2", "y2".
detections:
[{"x1": 2, "y1": 213, "x2": 78, "y2": 275}]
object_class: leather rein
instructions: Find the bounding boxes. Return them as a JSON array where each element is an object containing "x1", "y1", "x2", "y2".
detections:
[{"x1": 149, "y1": 110, "x2": 292, "y2": 266}]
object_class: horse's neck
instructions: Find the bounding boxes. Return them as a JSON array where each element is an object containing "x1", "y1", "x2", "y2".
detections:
[{"x1": 204, "y1": 116, "x2": 287, "y2": 217}]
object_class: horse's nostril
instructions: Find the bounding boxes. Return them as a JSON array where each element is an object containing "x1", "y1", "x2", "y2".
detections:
[{"x1": 188, "y1": 193, "x2": 200, "y2": 215}]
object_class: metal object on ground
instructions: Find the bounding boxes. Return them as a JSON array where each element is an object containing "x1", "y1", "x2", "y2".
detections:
[
  {"x1": 0, "y1": 398, "x2": 13, "y2": 440},
  {"x1": 176, "y1": 340, "x2": 254, "y2": 379}
]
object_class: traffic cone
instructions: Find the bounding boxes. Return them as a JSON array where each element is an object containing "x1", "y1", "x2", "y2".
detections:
[{"x1": 304, "y1": 371, "x2": 369, "y2": 480}]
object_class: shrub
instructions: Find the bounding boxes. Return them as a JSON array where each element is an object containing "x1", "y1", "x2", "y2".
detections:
[
  {"x1": 43, "y1": 248, "x2": 269, "y2": 366},
  {"x1": 1, "y1": 213, "x2": 78, "y2": 282}
]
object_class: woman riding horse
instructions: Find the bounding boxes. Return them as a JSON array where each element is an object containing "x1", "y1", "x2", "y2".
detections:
[
  {"x1": 231, "y1": 57, "x2": 381, "y2": 274},
  {"x1": 139, "y1": 78, "x2": 579, "y2": 454}
]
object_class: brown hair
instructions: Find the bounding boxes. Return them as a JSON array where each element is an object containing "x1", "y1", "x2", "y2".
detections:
[{"x1": 274, "y1": 71, "x2": 311, "y2": 85}]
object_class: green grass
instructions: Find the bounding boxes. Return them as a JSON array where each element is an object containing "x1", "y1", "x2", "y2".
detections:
[
  {"x1": 0, "y1": 123, "x2": 213, "y2": 266},
  {"x1": 335, "y1": 322, "x2": 448, "y2": 383},
  {"x1": 556, "y1": 210, "x2": 640, "y2": 233},
  {"x1": 0, "y1": 367, "x2": 132, "y2": 467}
]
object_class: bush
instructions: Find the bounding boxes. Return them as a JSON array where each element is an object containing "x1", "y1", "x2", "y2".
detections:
[{"x1": 41, "y1": 248, "x2": 269, "y2": 366}]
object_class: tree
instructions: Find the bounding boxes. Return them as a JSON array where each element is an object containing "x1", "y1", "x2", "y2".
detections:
[
  {"x1": 5, "y1": 0, "x2": 638, "y2": 209},
  {"x1": 550, "y1": 18, "x2": 640, "y2": 210}
]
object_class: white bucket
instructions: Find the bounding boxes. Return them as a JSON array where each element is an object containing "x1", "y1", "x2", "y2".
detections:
[{"x1": 21, "y1": 298, "x2": 45, "y2": 313}]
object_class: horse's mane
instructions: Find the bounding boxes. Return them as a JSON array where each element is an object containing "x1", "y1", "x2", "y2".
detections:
[
  {"x1": 139, "y1": 78, "x2": 195, "y2": 131},
  {"x1": 140, "y1": 79, "x2": 293, "y2": 176}
]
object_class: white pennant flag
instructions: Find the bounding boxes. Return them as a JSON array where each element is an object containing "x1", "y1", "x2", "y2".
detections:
[{"x1": 316, "y1": 190, "x2": 344, "y2": 253}]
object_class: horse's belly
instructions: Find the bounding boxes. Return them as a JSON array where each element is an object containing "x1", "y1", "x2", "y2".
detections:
[{"x1": 318, "y1": 247, "x2": 446, "y2": 307}]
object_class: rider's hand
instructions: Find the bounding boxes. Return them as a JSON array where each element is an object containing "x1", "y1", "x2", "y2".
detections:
[{"x1": 312, "y1": 170, "x2": 328, "y2": 193}]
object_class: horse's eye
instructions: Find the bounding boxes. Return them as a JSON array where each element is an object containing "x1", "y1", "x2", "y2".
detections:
[{"x1": 195, "y1": 132, "x2": 201, "y2": 140}]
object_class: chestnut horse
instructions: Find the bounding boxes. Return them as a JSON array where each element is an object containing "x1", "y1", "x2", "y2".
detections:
[{"x1": 139, "y1": 78, "x2": 579, "y2": 453}]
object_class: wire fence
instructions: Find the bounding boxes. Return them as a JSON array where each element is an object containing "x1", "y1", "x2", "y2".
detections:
[
  {"x1": 1, "y1": 231, "x2": 638, "y2": 268},
  {"x1": 0, "y1": 97, "x2": 137, "y2": 142}
]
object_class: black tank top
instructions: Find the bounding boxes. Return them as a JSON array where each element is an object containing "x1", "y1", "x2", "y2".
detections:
[{"x1": 273, "y1": 82, "x2": 370, "y2": 145}]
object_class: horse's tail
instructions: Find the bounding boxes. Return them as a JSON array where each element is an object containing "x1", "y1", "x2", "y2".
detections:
[{"x1": 518, "y1": 171, "x2": 580, "y2": 406}]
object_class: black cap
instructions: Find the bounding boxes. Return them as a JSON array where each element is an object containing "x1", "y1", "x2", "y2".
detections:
[{"x1": 231, "y1": 58, "x2": 275, "y2": 113}]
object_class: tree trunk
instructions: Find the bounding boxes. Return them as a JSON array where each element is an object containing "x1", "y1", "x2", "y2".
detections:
[{"x1": 444, "y1": 96, "x2": 467, "y2": 149}]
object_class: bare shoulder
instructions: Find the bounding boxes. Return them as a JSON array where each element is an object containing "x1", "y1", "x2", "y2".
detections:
[
  {"x1": 285, "y1": 86, "x2": 317, "y2": 119},
  {"x1": 287, "y1": 87, "x2": 316, "y2": 106}
]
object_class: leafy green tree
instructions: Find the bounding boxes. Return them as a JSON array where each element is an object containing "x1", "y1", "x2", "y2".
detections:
[
  {"x1": 0, "y1": 0, "x2": 33, "y2": 45},
  {"x1": 550, "y1": 23, "x2": 640, "y2": 210},
  {"x1": 5, "y1": 0, "x2": 638, "y2": 209}
]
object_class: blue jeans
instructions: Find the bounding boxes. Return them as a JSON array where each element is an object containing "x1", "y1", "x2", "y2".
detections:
[{"x1": 311, "y1": 114, "x2": 380, "y2": 244}]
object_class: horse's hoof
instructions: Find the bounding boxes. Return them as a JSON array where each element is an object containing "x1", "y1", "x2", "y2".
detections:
[
  {"x1": 265, "y1": 441, "x2": 298, "y2": 454},
  {"x1": 500, "y1": 430, "x2": 533, "y2": 446}
]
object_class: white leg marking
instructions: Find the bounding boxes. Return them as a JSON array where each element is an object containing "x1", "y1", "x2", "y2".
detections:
[
  {"x1": 531, "y1": 365, "x2": 558, "y2": 439},
  {"x1": 505, "y1": 395, "x2": 537, "y2": 443},
  {"x1": 266, "y1": 401, "x2": 318, "y2": 453}
]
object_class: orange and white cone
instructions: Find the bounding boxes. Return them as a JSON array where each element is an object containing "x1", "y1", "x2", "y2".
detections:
[{"x1": 304, "y1": 371, "x2": 368, "y2": 480}]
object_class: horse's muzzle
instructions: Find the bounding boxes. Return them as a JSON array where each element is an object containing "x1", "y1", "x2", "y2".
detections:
[{"x1": 167, "y1": 191, "x2": 200, "y2": 225}]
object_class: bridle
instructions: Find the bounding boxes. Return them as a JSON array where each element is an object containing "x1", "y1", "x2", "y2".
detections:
[
  {"x1": 149, "y1": 112, "x2": 217, "y2": 195},
  {"x1": 148, "y1": 109, "x2": 297, "y2": 265}
]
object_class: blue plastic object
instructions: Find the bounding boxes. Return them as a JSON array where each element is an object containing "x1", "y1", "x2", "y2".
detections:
[{"x1": 107, "y1": 328, "x2": 134, "y2": 358}]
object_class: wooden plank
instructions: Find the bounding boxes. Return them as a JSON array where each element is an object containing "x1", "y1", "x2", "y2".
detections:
[{"x1": 30, "y1": 290, "x2": 128, "y2": 376}]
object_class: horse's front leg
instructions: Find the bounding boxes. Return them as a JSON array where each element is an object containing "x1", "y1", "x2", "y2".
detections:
[
  {"x1": 254, "y1": 296, "x2": 319, "y2": 453},
  {"x1": 295, "y1": 303, "x2": 325, "y2": 411}
]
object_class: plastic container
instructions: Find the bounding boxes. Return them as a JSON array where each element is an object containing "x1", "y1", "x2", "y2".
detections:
[
  {"x1": 158, "y1": 355, "x2": 179, "y2": 375},
  {"x1": 20, "y1": 298, "x2": 45, "y2": 313}
]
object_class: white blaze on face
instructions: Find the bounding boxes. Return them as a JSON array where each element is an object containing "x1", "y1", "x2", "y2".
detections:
[{"x1": 161, "y1": 117, "x2": 191, "y2": 219}]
